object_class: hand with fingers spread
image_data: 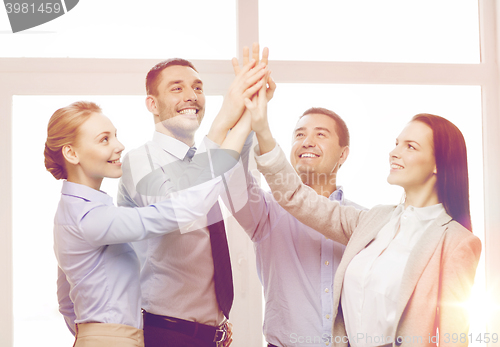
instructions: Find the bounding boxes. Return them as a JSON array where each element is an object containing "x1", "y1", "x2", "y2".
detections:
[
  {"x1": 232, "y1": 42, "x2": 276, "y2": 102},
  {"x1": 208, "y1": 58, "x2": 268, "y2": 145}
]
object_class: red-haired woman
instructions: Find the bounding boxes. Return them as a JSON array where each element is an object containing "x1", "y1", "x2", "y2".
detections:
[
  {"x1": 45, "y1": 101, "x2": 244, "y2": 347},
  {"x1": 245, "y1": 83, "x2": 481, "y2": 347}
]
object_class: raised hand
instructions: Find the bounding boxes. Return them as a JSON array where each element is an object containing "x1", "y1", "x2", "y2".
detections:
[
  {"x1": 232, "y1": 43, "x2": 276, "y2": 102},
  {"x1": 208, "y1": 58, "x2": 267, "y2": 145},
  {"x1": 243, "y1": 71, "x2": 276, "y2": 155}
]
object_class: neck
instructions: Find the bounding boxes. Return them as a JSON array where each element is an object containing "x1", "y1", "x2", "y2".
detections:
[
  {"x1": 404, "y1": 185, "x2": 439, "y2": 208},
  {"x1": 301, "y1": 174, "x2": 337, "y2": 198},
  {"x1": 155, "y1": 124, "x2": 195, "y2": 147},
  {"x1": 66, "y1": 171, "x2": 102, "y2": 191}
]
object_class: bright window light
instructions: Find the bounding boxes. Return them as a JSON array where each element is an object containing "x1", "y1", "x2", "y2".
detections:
[
  {"x1": 259, "y1": 0, "x2": 480, "y2": 63},
  {"x1": 0, "y1": 0, "x2": 236, "y2": 59}
]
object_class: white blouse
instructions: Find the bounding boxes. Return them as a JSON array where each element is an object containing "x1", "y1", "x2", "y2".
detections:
[{"x1": 342, "y1": 203, "x2": 445, "y2": 347}]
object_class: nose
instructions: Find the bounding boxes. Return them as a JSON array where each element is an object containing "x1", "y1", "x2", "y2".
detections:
[
  {"x1": 302, "y1": 133, "x2": 316, "y2": 148},
  {"x1": 389, "y1": 145, "x2": 400, "y2": 160},
  {"x1": 115, "y1": 139, "x2": 125, "y2": 154},
  {"x1": 183, "y1": 87, "x2": 198, "y2": 102}
]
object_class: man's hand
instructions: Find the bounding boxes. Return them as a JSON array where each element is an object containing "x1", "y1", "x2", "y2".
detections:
[
  {"x1": 243, "y1": 71, "x2": 276, "y2": 155},
  {"x1": 232, "y1": 42, "x2": 276, "y2": 102},
  {"x1": 223, "y1": 322, "x2": 233, "y2": 347},
  {"x1": 207, "y1": 58, "x2": 268, "y2": 145}
]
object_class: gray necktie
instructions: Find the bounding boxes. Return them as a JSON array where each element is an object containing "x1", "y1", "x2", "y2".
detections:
[{"x1": 185, "y1": 146, "x2": 196, "y2": 161}]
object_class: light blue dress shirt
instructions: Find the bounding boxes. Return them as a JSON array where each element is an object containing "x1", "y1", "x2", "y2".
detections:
[
  {"x1": 232, "y1": 143, "x2": 365, "y2": 347},
  {"x1": 56, "y1": 155, "x2": 237, "y2": 334}
]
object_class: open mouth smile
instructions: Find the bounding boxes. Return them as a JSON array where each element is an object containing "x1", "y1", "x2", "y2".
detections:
[
  {"x1": 178, "y1": 108, "x2": 198, "y2": 115},
  {"x1": 299, "y1": 153, "x2": 320, "y2": 158},
  {"x1": 390, "y1": 163, "x2": 404, "y2": 170}
]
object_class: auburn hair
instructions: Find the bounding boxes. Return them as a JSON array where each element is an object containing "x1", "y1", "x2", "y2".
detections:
[
  {"x1": 44, "y1": 101, "x2": 102, "y2": 180},
  {"x1": 412, "y1": 113, "x2": 472, "y2": 231}
]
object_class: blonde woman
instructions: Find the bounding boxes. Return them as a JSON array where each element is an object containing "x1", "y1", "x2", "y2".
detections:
[{"x1": 45, "y1": 101, "x2": 249, "y2": 347}]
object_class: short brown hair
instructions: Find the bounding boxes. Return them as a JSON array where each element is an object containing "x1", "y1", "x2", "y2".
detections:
[
  {"x1": 145, "y1": 58, "x2": 198, "y2": 96},
  {"x1": 300, "y1": 107, "x2": 350, "y2": 147}
]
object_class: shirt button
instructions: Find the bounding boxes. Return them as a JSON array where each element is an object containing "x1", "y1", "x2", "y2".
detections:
[
  {"x1": 325, "y1": 288, "x2": 329, "y2": 293},
  {"x1": 324, "y1": 260, "x2": 330, "y2": 266},
  {"x1": 326, "y1": 314, "x2": 330, "y2": 319}
]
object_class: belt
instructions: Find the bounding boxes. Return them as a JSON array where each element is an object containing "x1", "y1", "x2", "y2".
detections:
[{"x1": 143, "y1": 310, "x2": 228, "y2": 344}]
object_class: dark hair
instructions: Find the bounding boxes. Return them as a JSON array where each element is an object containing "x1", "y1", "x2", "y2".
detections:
[
  {"x1": 146, "y1": 58, "x2": 197, "y2": 96},
  {"x1": 300, "y1": 107, "x2": 350, "y2": 147},
  {"x1": 44, "y1": 101, "x2": 102, "y2": 180},
  {"x1": 412, "y1": 113, "x2": 472, "y2": 231}
]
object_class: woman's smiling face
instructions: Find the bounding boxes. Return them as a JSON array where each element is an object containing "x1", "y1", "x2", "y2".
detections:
[
  {"x1": 72, "y1": 112, "x2": 125, "y2": 188},
  {"x1": 387, "y1": 121, "x2": 437, "y2": 194}
]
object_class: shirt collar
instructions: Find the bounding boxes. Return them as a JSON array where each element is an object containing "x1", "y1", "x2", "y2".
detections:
[
  {"x1": 395, "y1": 202, "x2": 445, "y2": 222},
  {"x1": 330, "y1": 186, "x2": 344, "y2": 202},
  {"x1": 409, "y1": 203, "x2": 445, "y2": 221},
  {"x1": 152, "y1": 131, "x2": 193, "y2": 160},
  {"x1": 61, "y1": 180, "x2": 113, "y2": 205}
]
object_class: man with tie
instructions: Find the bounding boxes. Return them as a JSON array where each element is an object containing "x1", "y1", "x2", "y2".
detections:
[{"x1": 117, "y1": 57, "x2": 270, "y2": 347}]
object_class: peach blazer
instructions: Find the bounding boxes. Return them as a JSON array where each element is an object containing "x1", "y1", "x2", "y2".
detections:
[{"x1": 257, "y1": 146, "x2": 481, "y2": 347}]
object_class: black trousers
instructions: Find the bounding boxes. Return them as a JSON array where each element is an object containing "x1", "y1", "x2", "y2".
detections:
[{"x1": 143, "y1": 324, "x2": 216, "y2": 347}]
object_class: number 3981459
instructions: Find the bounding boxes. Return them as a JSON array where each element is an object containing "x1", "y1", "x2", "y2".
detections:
[{"x1": 5, "y1": 3, "x2": 62, "y2": 14}]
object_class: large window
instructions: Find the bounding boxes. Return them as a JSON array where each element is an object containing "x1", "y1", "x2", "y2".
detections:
[{"x1": 2, "y1": 1, "x2": 499, "y2": 346}]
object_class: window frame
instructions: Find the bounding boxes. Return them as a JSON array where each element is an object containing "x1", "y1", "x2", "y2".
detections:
[{"x1": 1, "y1": 0, "x2": 499, "y2": 345}]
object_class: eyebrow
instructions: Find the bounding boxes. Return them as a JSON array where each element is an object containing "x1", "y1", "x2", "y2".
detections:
[
  {"x1": 94, "y1": 131, "x2": 110, "y2": 140},
  {"x1": 166, "y1": 79, "x2": 203, "y2": 87},
  {"x1": 94, "y1": 129, "x2": 116, "y2": 140},
  {"x1": 294, "y1": 126, "x2": 331, "y2": 133},
  {"x1": 396, "y1": 138, "x2": 421, "y2": 146}
]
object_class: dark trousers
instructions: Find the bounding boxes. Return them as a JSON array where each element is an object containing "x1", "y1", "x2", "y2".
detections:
[{"x1": 143, "y1": 324, "x2": 216, "y2": 347}]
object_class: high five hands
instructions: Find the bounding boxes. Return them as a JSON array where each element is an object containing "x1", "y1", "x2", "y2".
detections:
[
  {"x1": 208, "y1": 43, "x2": 275, "y2": 145},
  {"x1": 208, "y1": 43, "x2": 276, "y2": 156},
  {"x1": 232, "y1": 42, "x2": 276, "y2": 103},
  {"x1": 234, "y1": 43, "x2": 276, "y2": 154}
]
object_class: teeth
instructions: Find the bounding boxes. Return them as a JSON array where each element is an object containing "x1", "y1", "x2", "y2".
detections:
[
  {"x1": 178, "y1": 109, "x2": 197, "y2": 115},
  {"x1": 391, "y1": 164, "x2": 403, "y2": 169},
  {"x1": 300, "y1": 153, "x2": 319, "y2": 158},
  {"x1": 109, "y1": 159, "x2": 120, "y2": 164}
]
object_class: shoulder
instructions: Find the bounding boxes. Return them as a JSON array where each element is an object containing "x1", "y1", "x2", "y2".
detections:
[
  {"x1": 342, "y1": 198, "x2": 367, "y2": 211},
  {"x1": 350, "y1": 204, "x2": 397, "y2": 232},
  {"x1": 55, "y1": 195, "x2": 100, "y2": 229},
  {"x1": 443, "y1": 220, "x2": 482, "y2": 255}
]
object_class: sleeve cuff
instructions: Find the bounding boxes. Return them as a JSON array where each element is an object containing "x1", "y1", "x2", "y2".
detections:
[{"x1": 254, "y1": 141, "x2": 280, "y2": 166}]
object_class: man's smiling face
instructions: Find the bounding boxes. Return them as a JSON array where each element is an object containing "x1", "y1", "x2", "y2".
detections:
[
  {"x1": 290, "y1": 113, "x2": 346, "y2": 181},
  {"x1": 151, "y1": 65, "x2": 206, "y2": 139}
]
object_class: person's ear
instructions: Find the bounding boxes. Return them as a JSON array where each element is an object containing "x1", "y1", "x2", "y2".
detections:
[
  {"x1": 145, "y1": 95, "x2": 158, "y2": 115},
  {"x1": 62, "y1": 145, "x2": 79, "y2": 165},
  {"x1": 338, "y1": 146, "x2": 350, "y2": 168}
]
